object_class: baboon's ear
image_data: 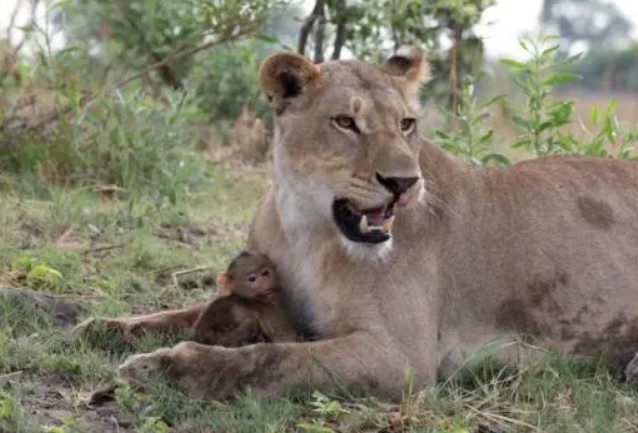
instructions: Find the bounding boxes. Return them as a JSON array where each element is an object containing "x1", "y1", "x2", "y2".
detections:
[
  {"x1": 216, "y1": 272, "x2": 231, "y2": 296},
  {"x1": 382, "y1": 46, "x2": 431, "y2": 107},
  {"x1": 259, "y1": 52, "x2": 321, "y2": 113}
]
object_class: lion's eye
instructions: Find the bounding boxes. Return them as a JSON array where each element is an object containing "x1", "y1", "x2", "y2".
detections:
[
  {"x1": 333, "y1": 115, "x2": 359, "y2": 133},
  {"x1": 400, "y1": 118, "x2": 416, "y2": 134}
]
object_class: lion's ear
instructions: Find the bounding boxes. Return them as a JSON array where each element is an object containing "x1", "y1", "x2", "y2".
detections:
[
  {"x1": 259, "y1": 52, "x2": 321, "y2": 113},
  {"x1": 382, "y1": 46, "x2": 430, "y2": 107}
]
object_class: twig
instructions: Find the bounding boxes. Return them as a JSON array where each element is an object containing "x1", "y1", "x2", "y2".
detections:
[
  {"x1": 172, "y1": 265, "x2": 214, "y2": 288},
  {"x1": 466, "y1": 404, "x2": 541, "y2": 432},
  {"x1": 448, "y1": 26, "x2": 461, "y2": 118},
  {"x1": 0, "y1": 371, "x2": 23, "y2": 384},
  {"x1": 148, "y1": 264, "x2": 184, "y2": 275},
  {"x1": 94, "y1": 184, "x2": 127, "y2": 194},
  {"x1": 11, "y1": 0, "x2": 40, "y2": 58},
  {"x1": 621, "y1": 418, "x2": 638, "y2": 432},
  {"x1": 115, "y1": 0, "x2": 183, "y2": 90},
  {"x1": 6, "y1": 0, "x2": 23, "y2": 43},
  {"x1": 55, "y1": 225, "x2": 75, "y2": 246},
  {"x1": 83, "y1": 243, "x2": 125, "y2": 255}
]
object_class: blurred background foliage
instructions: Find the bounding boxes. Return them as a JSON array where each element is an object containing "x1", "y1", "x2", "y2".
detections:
[{"x1": 0, "y1": 0, "x2": 637, "y2": 203}]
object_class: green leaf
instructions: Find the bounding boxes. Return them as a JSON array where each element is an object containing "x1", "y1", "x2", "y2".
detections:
[
  {"x1": 550, "y1": 101, "x2": 574, "y2": 124},
  {"x1": 481, "y1": 153, "x2": 511, "y2": 166},
  {"x1": 518, "y1": 39, "x2": 531, "y2": 53},
  {"x1": 541, "y1": 44, "x2": 561, "y2": 57},
  {"x1": 511, "y1": 115, "x2": 531, "y2": 130},
  {"x1": 590, "y1": 106, "x2": 600, "y2": 124},
  {"x1": 471, "y1": 112, "x2": 490, "y2": 126},
  {"x1": 297, "y1": 423, "x2": 336, "y2": 433},
  {"x1": 478, "y1": 130, "x2": 494, "y2": 145},
  {"x1": 0, "y1": 391, "x2": 13, "y2": 420},
  {"x1": 499, "y1": 58, "x2": 527, "y2": 69},
  {"x1": 513, "y1": 137, "x2": 531, "y2": 148},
  {"x1": 543, "y1": 72, "x2": 580, "y2": 86},
  {"x1": 254, "y1": 33, "x2": 279, "y2": 43},
  {"x1": 604, "y1": 99, "x2": 618, "y2": 115},
  {"x1": 26, "y1": 264, "x2": 64, "y2": 290},
  {"x1": 479, "y1": 94, "x2": 505, "y2": 109}
]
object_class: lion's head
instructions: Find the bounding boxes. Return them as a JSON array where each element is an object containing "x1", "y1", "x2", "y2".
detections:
[{"x1": 259, "y1": 47, "x2": 430, "y2": 257}]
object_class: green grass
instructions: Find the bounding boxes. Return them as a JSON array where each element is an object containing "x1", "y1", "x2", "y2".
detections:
[{"x1": 1, "y1": 167, "x2": 638, "y2": 433}]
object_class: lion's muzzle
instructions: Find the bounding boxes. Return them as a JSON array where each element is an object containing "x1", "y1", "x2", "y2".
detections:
[{"x1": 332, "y1": 198, "x2": 396, "y2": 243}]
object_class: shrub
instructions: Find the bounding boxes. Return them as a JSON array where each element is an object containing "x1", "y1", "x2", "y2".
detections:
[
  {"x1": 190, "y1": 41, "x2": 273, "y2": 124},
  {"x1": 1, "y1": 88, "x2": 207, "y2": 204}
]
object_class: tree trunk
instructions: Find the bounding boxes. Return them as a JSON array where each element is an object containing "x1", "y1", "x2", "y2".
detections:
[
  {"x1": 297, "y1": 0, "x2": 325, "y2": 57},
  {"x1": 331, "y1": 0, "x2": 347, "y2": 60}
]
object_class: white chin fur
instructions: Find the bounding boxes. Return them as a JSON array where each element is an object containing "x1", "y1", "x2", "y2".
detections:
[{"x1": 339, "y1": 235, "x2": 394, "y2": 262}]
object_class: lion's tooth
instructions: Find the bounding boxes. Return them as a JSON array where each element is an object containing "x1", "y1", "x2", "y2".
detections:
[
  {"x1": 382, "y1": 215, "x2": 395, "y2": 232},
  {"x1": 359, "y1": 215, "x2": 369, "y2": 232}
]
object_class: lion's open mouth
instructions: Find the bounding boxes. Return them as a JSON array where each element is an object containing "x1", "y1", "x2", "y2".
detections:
[{"x1": 332, "y1": 198, "x2": 396, "y2": 243}]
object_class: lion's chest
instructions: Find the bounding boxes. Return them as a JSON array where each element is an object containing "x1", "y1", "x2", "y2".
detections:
[{"x1": 271, "y1": 241, "x2": 341, "y2": 338}]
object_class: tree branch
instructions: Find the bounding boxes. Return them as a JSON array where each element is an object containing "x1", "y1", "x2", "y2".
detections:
[
  {"x1": 313, "y1": 1, "x2": 326, "y2": 63},
  {"x1": 6, "y1": 0, "x2": 23, "y2": 43},
  {"x1": 297, "y1": 0, "x2": 325, "y2": 57},
  {"x1": 448, "y1": 27, "x2": 462, "y2": 120},
  {"x1": 116, "y1": 0, "x2": 184, "y2": 90},
  {"x1": 9, "y1": 0, "x2": 39, "y2": 59},
  {"x1": 25, "y1": 36, "x2": 233, "y2": 130},
  {"x1": 331, "y1": 0, "x2": 347, "y2": 60}
]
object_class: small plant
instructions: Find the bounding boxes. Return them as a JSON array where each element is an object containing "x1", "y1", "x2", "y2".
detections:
[
  {"x1": 501, "y1": 35, "x2": 638, "y2": 159},
  {"x1": 11, "y1": 256, "x2": 65, "y2": 292},
  {"x1": 26, "y1": 263, "x2": 64, "y2": 291},
  {"x1": 137, "y1": 416, "x2": 170, "y2": 433},
  {"x1": 435, "y1": 77, "x2": 510, "y2": 166},
  {"x1": 501, "y1": 35, "x2": 581, "y2": 157},
  {"x1": 0, "y1": 390, "x2": 40, "y2": 432},
  {"x1": 44, "y1": 427, "x2": 67, "y2": 433},
  {"x1": 309, "y1": 391, "x2": 350, "y2": 419},
  {"x1": 571, "y1": 100, "x2": 638, "y2": 158},
  {"x1": 0, "y1": 390, "x2": 14, "y2": 421},
  {"x1": 296, "y1": 423, "x2": 336, "y2": 433},
  {"x1": 296, "y1": 391, "x2": 351, "y2": 433}
]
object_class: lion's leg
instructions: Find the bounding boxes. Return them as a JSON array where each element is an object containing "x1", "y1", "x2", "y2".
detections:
[
  {"x1": 117, "y1": 331, "x2": 437, "y2": 400},
  {"x1": 74, "y1": 303, "x2": 209, "y2": 339}
]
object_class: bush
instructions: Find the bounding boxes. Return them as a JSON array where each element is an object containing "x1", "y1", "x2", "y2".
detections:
[
  {"x1": 437, "y1": 34, "x2": 638, "y2": 165},
  {"x1": 1, "y1": 88, "x2": 207, "y2": 204},
  {"x1": 190, "y1": 41, "x2": 273, "y2": 124}
]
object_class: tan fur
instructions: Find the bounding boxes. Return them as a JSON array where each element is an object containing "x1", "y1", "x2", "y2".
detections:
[{"x1": 113, "y1": 48, "x2": 638, "y2": 400}]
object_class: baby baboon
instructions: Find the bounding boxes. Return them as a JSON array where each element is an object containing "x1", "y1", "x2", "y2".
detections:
[{"x1": 193, "y1": 251, "x2": 298, "y2": 347}]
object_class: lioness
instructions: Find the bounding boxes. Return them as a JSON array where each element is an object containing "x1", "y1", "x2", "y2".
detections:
[{"x1": 112, "y1": 47, "x2": 638, "y2": 400}]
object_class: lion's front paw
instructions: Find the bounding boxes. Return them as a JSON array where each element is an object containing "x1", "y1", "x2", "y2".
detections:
[
  {"x1": 72, "y1": 317, "x2": 104, "y2": 337},
  {"x1": 117, "y1": 349, "x2": 169, "y2": 385},
  {"x1": 116, "y1": 342, "x2": 247, "y2": 399}
]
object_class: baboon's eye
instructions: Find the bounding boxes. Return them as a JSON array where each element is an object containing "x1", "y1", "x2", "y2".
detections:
[
  {"x1": 400, "y1": 118, "x2": 416, "y2": 134},
  {"x1": 261, "y1": 269, "x2": 270, "y2": 277},
  {"x1": 332, "y1": 115, "x2": 360, "y2": 133},
  {"x1": 247, "y1": 274, "x2": 258, "y2": 283}
]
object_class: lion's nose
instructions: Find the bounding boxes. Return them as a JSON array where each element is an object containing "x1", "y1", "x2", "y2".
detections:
[{"x1": 375, "y1": 174, "x2": 419, "y2": 196}]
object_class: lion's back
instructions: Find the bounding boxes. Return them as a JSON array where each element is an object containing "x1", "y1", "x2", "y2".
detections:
[{"x1": 443, "y1": 155, "x2": 638, "y2": 361}]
